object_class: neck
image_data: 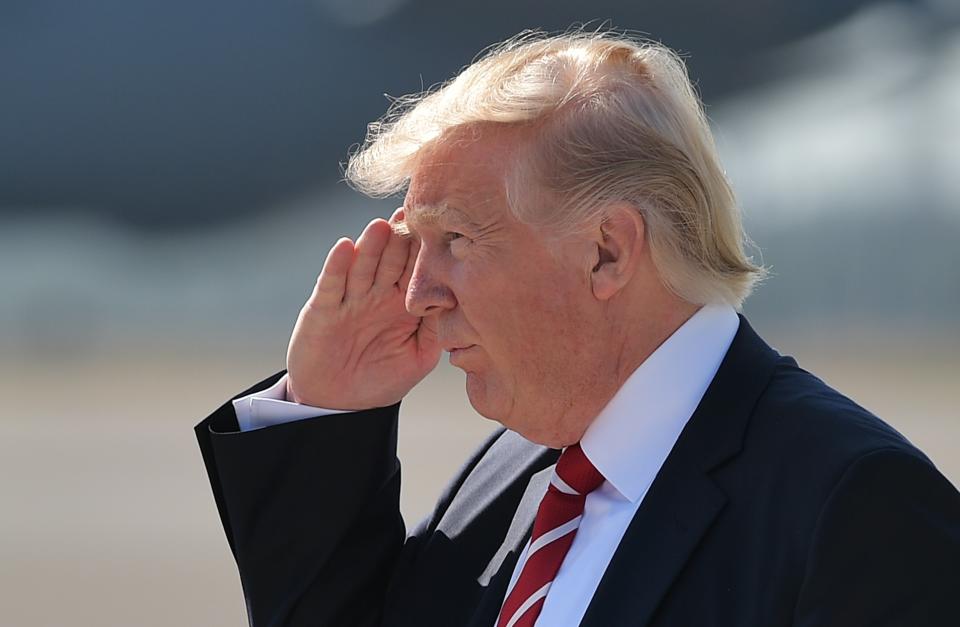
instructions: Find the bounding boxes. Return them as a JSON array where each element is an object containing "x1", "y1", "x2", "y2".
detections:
[
  {"x1": 610, "y1": 297, "x2": 701, "y2": 391},
  {"x1": 546, "y1": 296, "x2": 700, "y2": 448}
]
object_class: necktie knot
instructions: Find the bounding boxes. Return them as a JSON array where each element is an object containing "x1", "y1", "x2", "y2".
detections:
[{"x1": 554, "y1": 442, "x2": 604, "y2": 496}]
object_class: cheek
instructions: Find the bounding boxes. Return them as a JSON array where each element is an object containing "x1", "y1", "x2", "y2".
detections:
[
  {"x1": 515, "y1": 273, "x2": 583, "y2": 332},
  {"x1": 497, "y1": 285, "x2": 584, "y2": 381},
  {"x1": 458, "y1": 255, "x2": 587, "y2": 362},
  {"x1": 460, "y1": 268, "x2": 593, "y2": 423},
  {"x1": 489, "y1": 284, "x2": 548, "y2": 349}
]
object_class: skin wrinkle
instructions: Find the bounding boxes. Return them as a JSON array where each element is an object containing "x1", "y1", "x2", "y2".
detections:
[{"x1": 401, "y1": 173, "x2": 504, "y2": 239}]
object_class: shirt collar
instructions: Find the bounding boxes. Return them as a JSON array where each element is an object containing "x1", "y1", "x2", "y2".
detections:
[{"x1": 579, "y1": 303, "x2": 740, "y2": 502}]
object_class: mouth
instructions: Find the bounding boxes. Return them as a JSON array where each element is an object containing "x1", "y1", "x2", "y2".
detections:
[
  {"x1": 442, "y1": 341, "x2": 476, "y2": 352},
  {"x1": 448, "y1": 344, "x2": 478, "y2": 365}
]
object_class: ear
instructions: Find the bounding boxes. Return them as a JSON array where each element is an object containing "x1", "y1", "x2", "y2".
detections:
[{"x1": 589, "y1": 204, "x2": 645, "y2": 301}]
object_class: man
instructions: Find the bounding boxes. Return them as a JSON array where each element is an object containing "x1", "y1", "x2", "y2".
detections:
[{"x1": 196, "y1": 31, "x2": 960, "y2": 626}]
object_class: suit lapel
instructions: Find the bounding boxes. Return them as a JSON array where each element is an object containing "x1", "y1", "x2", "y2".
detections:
[
  {"x1": 580, "y1": 316, "x2": 781, "y2": 626},
  {"x1": 579, "y1": 457, "x2": 727, "y2": 626},
  {"x1": 478, "y1": 464, "x2": 554, "y2": 586}
]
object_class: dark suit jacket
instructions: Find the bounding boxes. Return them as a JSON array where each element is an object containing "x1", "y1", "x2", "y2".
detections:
[{"x1": 196, "y1": 317, "x2": 960, "y2": 626}]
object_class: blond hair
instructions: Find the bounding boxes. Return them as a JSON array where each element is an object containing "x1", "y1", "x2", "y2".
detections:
[{"x1": 346, "y1": 29, "x2": 764, "y2": 307}]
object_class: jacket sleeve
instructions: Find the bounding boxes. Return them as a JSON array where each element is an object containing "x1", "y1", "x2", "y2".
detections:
[
  {"x1": 195, "y1": 371, "x2": 405, "y2": 627},
  {"x1": 793, "y1": 447, "x2": 960, "y2": 627}
]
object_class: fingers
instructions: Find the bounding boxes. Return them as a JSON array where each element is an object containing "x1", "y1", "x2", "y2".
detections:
[
  {"x1": 392, "y1": 206, "x2": 420, "y2": 291},
  {"x1": 315, "y1": 210, "x2": 412, "y2": 308},
  {"x1": 311, "y1": 237, "x2": 354, "y2": 307},
  {"x1": 345, "y1": 218, "x2": 391, "y2": 300},
  {"x1": 374, "y1": 208, "x2": 411, "y2": 289},
  {"x1": 399, "y1": 235, "x2": 420, "y2": 293}
]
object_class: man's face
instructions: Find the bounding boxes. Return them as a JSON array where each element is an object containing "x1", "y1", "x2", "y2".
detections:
[{"x1": 402, "y1": 126, "x2": 607, "y2": 445}]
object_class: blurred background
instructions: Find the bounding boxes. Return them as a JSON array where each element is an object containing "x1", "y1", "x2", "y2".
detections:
[{"x1": 1, "y1": 1, "x2": 958, "y2": 625}]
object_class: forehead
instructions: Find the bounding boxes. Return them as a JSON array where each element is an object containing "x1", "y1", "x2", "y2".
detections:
[{"x1": 403, "y1": 125, "x2": 524, "y2": 227}]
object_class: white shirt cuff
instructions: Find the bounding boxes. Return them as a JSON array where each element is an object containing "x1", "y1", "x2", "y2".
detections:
[{"x1": 231, "y1": 374, "x2": 349, "y2": 432}]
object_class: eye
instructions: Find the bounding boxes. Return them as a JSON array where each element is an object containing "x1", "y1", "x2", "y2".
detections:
[{"x1": 443, "y1": 231, "x2": 471, "y2": 255}]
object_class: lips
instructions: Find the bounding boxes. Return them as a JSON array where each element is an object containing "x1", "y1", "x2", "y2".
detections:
[
  {"x1": 441, "y1": 342, "x2": 476, "y2": 353},
  {"x1": 448, "y1": 344, "x2": 478, "y2": 365}
]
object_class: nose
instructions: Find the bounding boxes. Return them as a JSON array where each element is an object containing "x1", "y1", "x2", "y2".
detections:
[{"x1": 405, "y1": 245, "x2": 456, "y2": 317}]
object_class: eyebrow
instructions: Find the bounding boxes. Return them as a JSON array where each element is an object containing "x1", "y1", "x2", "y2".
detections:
[{"x1": 398, "y1": 203, "x2": 478, "y2": 236}]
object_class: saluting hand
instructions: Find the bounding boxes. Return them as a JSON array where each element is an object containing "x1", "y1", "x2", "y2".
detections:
[{"x1": 285, "y1": 208, "x2": 440, "y2": 409}]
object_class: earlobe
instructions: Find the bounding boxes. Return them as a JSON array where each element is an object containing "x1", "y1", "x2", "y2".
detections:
[{"x1": 590, "y1": 254, "x2": 620, "y2": 301}]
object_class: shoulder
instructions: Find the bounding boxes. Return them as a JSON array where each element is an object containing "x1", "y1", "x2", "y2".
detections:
[
  {"x1": 748, "y1": 356, "x2": 931, "y2": 472},
  {"x1": 786, "y1": 404, "x2": 960, "y2": 623},
  {"x1": 727, "y1": 354, "x2": 960, "y2": 558},
  {"x1": 722, "y1": 353, "x2": 960, "y2": 538},
  {"x1": 707, "y1": 335, "x2": 960, "y2": 620}
]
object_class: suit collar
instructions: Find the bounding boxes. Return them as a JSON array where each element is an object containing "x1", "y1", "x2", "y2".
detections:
[
  {"x1": 687, "y1": 315, "x2": 782, "y2": 472},
  {"x1": 580, "y1": 315, "x2": 782, "y2": 626}
]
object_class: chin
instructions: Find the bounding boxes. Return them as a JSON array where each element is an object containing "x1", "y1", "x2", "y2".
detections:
[
  {"x1": 464, "y1": 372, "x2": 512, "y2": 423},
  {"x1": 464, "y1": 373, "x2": 572, "y2": 447},
  {"x1": 464, "y1": 372, "x2": 495, "y2": 417}
]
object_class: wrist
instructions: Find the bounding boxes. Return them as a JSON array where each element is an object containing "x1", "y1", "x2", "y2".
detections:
[{"x1": 284, "y1": 376, "x2": 299, "y2": 404}]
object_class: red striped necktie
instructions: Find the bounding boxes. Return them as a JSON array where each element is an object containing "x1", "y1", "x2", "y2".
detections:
[{"x1": 496, "y1": 443, "x2": 605, "y2": 627}]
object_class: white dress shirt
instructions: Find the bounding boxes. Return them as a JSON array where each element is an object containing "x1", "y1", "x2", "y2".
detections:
[
  {"x1": 232, "y1": 303, "x2": 740, "y2": 626},
  {"x1": 232, "y1": 376, "x2": 346, "y2": 432}
]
